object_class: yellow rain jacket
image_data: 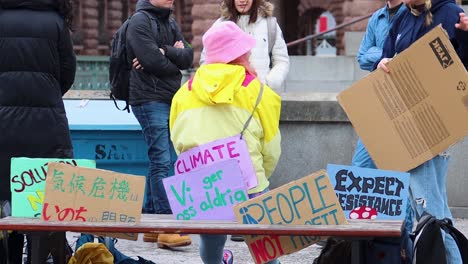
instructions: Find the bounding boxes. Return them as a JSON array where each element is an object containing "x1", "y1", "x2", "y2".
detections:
[{"x1": 170, "y1": 64, "x2": 281, "y2": 194}]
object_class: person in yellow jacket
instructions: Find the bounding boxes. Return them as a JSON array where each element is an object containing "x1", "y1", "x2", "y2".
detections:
[{"x1": 170, "y1": 21, "x2": 281, "y2": 264}]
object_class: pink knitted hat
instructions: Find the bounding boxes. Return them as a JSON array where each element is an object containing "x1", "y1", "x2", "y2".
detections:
[{"x1": 202, "y1": 21, "x2": 256, "y2": 64}]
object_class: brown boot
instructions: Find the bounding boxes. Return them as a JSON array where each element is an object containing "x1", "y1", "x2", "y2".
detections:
[
  {"x1": 143, "y1": 233, "x2": 159, "y2": 243},
  {"x1": 157, "y1": 234, "x2": 191, "y2": 248}
]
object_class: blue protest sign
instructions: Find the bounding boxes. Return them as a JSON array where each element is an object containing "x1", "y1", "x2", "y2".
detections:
[{"x1": 327, "y1": 164, "x2": 410, "y2": 220}]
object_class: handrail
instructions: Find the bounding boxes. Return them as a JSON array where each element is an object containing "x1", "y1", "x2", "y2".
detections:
[{"x1": 287, "y1": 13, "x2": 373, "y2": 47}]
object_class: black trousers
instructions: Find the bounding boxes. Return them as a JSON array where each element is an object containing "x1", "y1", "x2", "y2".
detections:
[
  {"x1": 25, "y1": 232, "x2": 71, "y2": 264},
  {"x1": 0, "y1": 231, "x2": 24, "y2": 264}
]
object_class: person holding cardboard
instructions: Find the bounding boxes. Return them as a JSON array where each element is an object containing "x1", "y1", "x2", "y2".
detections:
[
  {"x1": 373, "y1": 0, "x2": 468, "y2": 263},
  {"x1": 169, "y1": 21, "x2": 281, "y2": 264}
]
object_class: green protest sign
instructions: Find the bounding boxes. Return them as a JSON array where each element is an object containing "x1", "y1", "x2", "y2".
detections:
[{"x1": 10, "y1": 157, "x2": 96, "y2": 217}]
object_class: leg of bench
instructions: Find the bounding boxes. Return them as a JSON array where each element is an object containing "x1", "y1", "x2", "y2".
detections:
[
  {"x1": 351, "y1": 240, "x2": 366, "y2": 264},
  {"x1": 2, "y1": 231, "x2": 10, "y2": 264},
  {"x1": 50, "y1": 232, "x2": 67, "y2": 264},
  {"x1": 29, "y1": 232, "x2": 48, "y2": 264},
  {"x1": 28, "y1": 232, "x2": 67, "y2": 264}
]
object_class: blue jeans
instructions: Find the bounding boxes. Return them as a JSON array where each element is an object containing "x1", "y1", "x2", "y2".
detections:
[
  {"x1": 409, "y1": 154, "x2": 462, "y2": 264},
  {"x1": 199, "y1": 190, "x2": 280, "y2": 264},
  {"x1": 132, "y1": 102, "x2": 176, "y2": 214},
  {"x1": 351, "y1": 139, "x2": 377, "y2": 169}
]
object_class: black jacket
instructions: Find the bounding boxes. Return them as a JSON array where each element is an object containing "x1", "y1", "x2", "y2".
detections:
[
  {"x1": 127, "y1": 0, "x2": 193, "y2": 105},
  {"x1": 0, "y1": 0, "x2": 76, "y2": 201}
]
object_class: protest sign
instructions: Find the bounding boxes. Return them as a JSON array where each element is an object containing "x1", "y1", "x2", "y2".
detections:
[
  {"x1": 164, "y1": 159, "x2": 248, "y2": 220},
  {"x1": 10, "y1": 158, "x2": 96, "y2": 217},
  {"x1": 233, "y1": 170, "x2": 347, "y2": 264},
  {"x1": 338, "y1": 25, "x2": 468, "y2": 172},
  {"x1": 174, "y1": 135, "x2": 257, "y2": 189},
  {"x1": 327, "y1": 164, "x2": 410, "y2": 220},
  {"x1": 42, "y1": 163, "x2": 145, "y2": 240}
]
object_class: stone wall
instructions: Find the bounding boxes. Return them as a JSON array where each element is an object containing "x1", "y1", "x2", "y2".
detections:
[
  {"x1": 73, "y1": 0, "x2": 389, "y2": 57},
  {"x1": 73, "y1": 1, "x2": 465, "y2": 57},
  {"x1": 81, "y1": 0, "x2": 99, "y2": 55},
  {"x1": 190, "y1": 0, "x2": 220, "y2": 65},
  {"x1": 107, "y1": 0, "x2": 123, "y2": 42}
]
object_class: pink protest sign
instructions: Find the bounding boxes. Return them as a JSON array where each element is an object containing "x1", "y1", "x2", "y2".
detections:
[
  {"x1": 174, "y1": 134, "x2": 258, "y2": 189},
  {"x1": 164, "y1": 160, "x2": 249, "y2": 220}
]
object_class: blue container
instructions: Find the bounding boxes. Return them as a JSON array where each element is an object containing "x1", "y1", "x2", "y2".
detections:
[{"x1": 64, "y1": 99, "x2": 148, "y2": 176}]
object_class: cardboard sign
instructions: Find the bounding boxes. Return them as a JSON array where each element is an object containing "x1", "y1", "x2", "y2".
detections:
[
  {"x1": 338, "y1": 25, "x2": 468, "y2": 172},
  {"x1": 233, "y1": 170, "x2": 347, "y2": 264},
  {"x1": 327, "y1": 164, "x2": 410, "y2": 220},
  {"x1": 10, "y1": 158, "x2": 96, "y2": 217},
  {"x1": 42, "y1": 163, "x2": 145, "y2": 240},
  {"x1": 174, "y1": 134, "x2": 258, "y2": 189},
  {"x1": 164, "y1": 160, "x2": 248, "y2": 220}
]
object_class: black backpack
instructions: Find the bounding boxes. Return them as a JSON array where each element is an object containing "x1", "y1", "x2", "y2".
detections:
[
  {"x1": 412, "y1": 212, "x2": 468, "y2": 264},
  {"x1": 109, "y1": 11, "x2": 151, "y2": 113}
]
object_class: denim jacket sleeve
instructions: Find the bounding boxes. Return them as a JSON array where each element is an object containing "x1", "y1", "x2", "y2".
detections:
[{"x1": 357, "y1": 13, "x2": 383, "y2": 72}]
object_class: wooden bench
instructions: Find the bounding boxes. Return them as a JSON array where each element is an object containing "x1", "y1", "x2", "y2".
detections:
[{"x1": 0, "y1": 214, "x2": 403, "y2": 264}]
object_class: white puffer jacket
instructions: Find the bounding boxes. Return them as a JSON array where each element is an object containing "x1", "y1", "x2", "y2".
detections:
[{"x1": 200, "y1": 16, "x2": 289, "y2": 91}]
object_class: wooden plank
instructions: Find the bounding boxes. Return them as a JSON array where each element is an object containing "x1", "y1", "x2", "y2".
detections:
[{"x1": 0, "y1": 215, "x2": 402, "y2": 237}]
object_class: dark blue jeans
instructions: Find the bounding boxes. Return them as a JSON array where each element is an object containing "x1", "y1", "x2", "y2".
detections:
[{"x1": 132, "y1": 102, "x2": 176, "y2": 214}]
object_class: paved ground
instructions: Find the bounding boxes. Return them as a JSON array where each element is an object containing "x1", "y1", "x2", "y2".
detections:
[{"x1": 65, "y1": 218, "x2": 468, "y2": 264}]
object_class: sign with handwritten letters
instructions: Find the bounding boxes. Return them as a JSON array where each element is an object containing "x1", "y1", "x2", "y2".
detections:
[
  {"x1": 42, "y1": 163, "x2": 145, "y2": 240},
  {"x1": 233, "y1": 170, "x2": 347, "y2": 264},
  {"x1": 327, "y1": 164, "x2": 410, "y2": 220},
  {"x1": 174, "y1": 135, "x2": 258, "y2": 190},
  {"x1": 164, "y1": 159, "x2": 248, "y2": 220},
  {"x1": 10, "y1": 158, "x2": 96, "y2": 218}
]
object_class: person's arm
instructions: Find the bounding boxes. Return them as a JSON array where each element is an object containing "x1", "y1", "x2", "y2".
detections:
[
  {"x1": 455, "y1": 12, "x2": 468, "y2": 31},
  {"x1": 265, "y1": 23, "x2": 289, "y2": 90},
  {"x1": 372, "y1": 15, "x2": 399, "y2": 71},
  {"x1": 127, "y1": 13, "x2": 180, "y2": 76},
  {"x1": 57, "y1": 22, "x2": 76, "y2": 95},
  {"x1": 258, "y1": 87, "x2": 282, "y2": 178},
  {"x1": 163, "y1": 19, "x2": 194, "y2": 70},
  {"x1": 357, "y1": 13, "x2": 382, "y2": 71},
  {"x1": 455, "y1": 13, "x2": 468, "y2": 69}
]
